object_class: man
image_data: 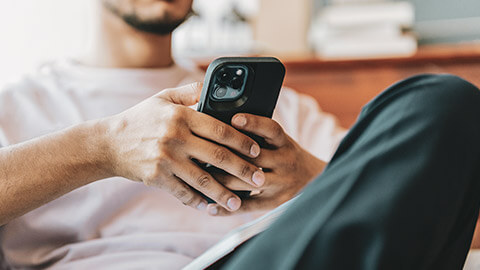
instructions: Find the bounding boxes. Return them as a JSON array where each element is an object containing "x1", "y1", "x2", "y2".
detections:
[
  {"x1": 2, "y1": 1, "x2": 480, "y2": 269},
  {"x1": 0, "y1": 0, "x2": 344, "y2": 268}
]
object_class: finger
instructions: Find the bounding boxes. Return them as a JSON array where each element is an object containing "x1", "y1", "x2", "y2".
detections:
[
  {"x1": 188, "y1": 111, "x2": 261, "y2": 158},
  {"x1": 151, "y1": 174, "x2": 208, "y2": 211},
  {"x1": 172, "y1": 160, "x2": 242, "y2": 212},
  {"x1": 246, "y1": 148, "x2": 279, "y2": 169},
  {"x1": 248, "y1": 151, "x2": 298, "y2": 176},
  {"x1": 206, "y1": 197, "x2": 272, "y2": 216},
  {"x1": 212, "y1": 172, "x2": 259, "y2": 191},
  {"x1": 159, "y1": 82, "x2": 203, "y2": 106},
  {"x1": 187, "y1": 136, "x2": 266, "y2": 188},
  {"x1": 231, "y1": 114, "x2": 287, "y2": 147}
]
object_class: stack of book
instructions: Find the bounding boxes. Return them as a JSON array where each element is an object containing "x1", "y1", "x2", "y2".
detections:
[{"x1": 310, "y1": 1, "x2": 417, "y2": 59}]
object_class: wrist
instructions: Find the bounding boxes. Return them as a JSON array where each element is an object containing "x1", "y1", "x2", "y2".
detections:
[{"x1": 73, "y1": 118, "x2": 115, "y2": 182}]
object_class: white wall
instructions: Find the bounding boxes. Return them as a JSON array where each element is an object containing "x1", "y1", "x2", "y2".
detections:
[
  {"x1": 0, "y1": 0, "x2": 89, "y2": 85},
  {"x1": 0, "y1": 0, "x2": 259, "y2": 85}
]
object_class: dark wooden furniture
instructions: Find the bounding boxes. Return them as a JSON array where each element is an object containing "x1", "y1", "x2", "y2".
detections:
[{"x1": 279, "y1": 44, "x2": 480, "y2": 128}]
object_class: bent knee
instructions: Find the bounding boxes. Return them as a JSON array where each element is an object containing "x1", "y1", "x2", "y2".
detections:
[
  {"x1": 412, "y1": 74, "x2": 480, "y2": 128},
  {"x1": 401, "y1": 74, "x2": 479, "y2": 113},
  {"x1": 363, "y1": 74, "x2": 479, "y2": 116},
  {"x1": 427, "y1": 74, "x2": 478, "y2": 97},
  {"x1": 363, "y1": 74, "x2": 480, "y2": 131}
]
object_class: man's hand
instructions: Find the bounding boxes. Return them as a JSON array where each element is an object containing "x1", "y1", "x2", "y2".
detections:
[
  {"x1": 103, "y1": 83, "x2": 266, "y2": 212},
  {"x1": 206, "y1": 113, "x2": 327, "y2": 216}
]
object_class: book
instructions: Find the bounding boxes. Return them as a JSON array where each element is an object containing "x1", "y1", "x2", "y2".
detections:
[
  {"x1": 311, "y1": 23, "x2": 403, "y2": 41},
  {"x1": 183, "y1": 196, "x2": 299, "y2": 270},
  {"x1": 309, "y1": 1, "x2": 417, "y2": 59},
  {"x1": 319, "y1": 1, "x2": 415, "y2": 28},
  {"x1": 313, "y1": 34, "x2": 417, "y2": 59}
]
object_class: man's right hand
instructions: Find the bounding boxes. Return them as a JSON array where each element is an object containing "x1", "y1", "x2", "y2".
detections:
[{"x1": 101, "y1": 83, "x2": 265, "y2": 212}]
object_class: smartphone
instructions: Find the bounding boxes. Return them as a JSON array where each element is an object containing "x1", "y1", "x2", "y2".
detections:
[
  {"x1": 198, "y1": 57, "x2": 285, "y2": 129},
  {"x1": 197, "y1": 57, "x2": 285, "y2": 203}
]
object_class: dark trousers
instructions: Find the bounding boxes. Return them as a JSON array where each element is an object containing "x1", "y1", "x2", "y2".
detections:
[{"x1": 224, "y1": 74, "x2": 480, "y2": 269}]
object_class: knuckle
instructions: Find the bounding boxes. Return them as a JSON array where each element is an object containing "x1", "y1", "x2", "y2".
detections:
[
  {"x1": 241, "y1": 138, "x2": 253, "y2": 152},
  {"x1": 162, "y1": 87, "x2": 174, "y2": 93},
  {"x1": 158, "y1": 133, "x2": 186, "y2": 147},
  {"x1": 284, "y1": 160, "x2": 298, "y2": 172},
  {"x1": 213, "y1": 124, "x2": 229, "y2": 140},
  {"x1": 145, "y1": 165, "x2": 162, "y2": 181},
  {"x1": 175, "y1": 189, "x2": 195, "y2": 206},
  {"x1": 143, "y1": 170, "x2": 163, "y2": 187},
  {"x1": 272, "y1": 123, "x2": 284, "y2": 138},
  {"x1": 190, "y1": 82, "x2": 202, "y2": 91},
  {"x1": 143, "y1": 177, "x2": 155, "y2": 187},
  {"x1": 175, "y1": 189, "x2": 189, "y2": 200},
  {"x1": 213, "y1": 147, "x2": 229, "y2": 164},
  {"x1": 168, "y1": 106, "x2": 187, "y2": 123},
  {"x1": 196, "y1": 174, "x2": 211, "y2": 188},
  {"x1": 156, "y1": 135, "x2": 171, "y2": 148},
  {"x1": 218, "y1": 190, "x2": 231, "y2": 203},
  {"x1": 183, "y1": 195, "x2": 196, "y2": 206},
  {"x1": 239, "y1": 164, "x2": 252, "y2": 178},
  {"x1": 142, "y1": 161, "x2": 171, "y2": 186},
  {"x1": 153, "y1": 149, "x2": 171, "y2": 167},
  {"x1": 156, "y1": 88, "x2": 171, "y2": 99}
]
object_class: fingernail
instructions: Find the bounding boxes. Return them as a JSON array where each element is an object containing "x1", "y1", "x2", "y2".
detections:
[
  {"x1": 227, "y1": 197, "x2": 241, "y2": 211},
  {"x1": 252, "y1": 170, "x2": 265, "y2": 187},
  {"x1": 250, "y1": 144, "x2": 260, "y2": 157},
  {"x1": 197, "y1": 201, "x2": 207, "y2": 211},
  {"x1": 233, "y1": 115, "x2": 247, "y2": 127},
  {"x1": 209, "y1": 206, "x2": 218, "y2": 215}
]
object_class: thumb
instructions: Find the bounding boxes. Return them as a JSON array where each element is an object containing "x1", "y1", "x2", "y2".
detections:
[{"x1": 159, "y1": 82, "x2": 203, "y2": 106}]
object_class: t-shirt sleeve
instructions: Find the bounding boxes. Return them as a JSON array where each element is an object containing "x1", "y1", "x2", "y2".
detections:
[{"x1": 273, "y1": 87, "x2": 348, "y2": 162}]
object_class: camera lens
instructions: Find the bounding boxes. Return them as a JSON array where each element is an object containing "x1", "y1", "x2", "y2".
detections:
[
  {"x1": 214, "y1": 86, "x2": 227, "y2": 98},
  {"x1": 219, "y1": 69, "x2": 231, "y2": 83},
  {"x1": 231, "y1": 77, "x2": 243, "y2": 89}
]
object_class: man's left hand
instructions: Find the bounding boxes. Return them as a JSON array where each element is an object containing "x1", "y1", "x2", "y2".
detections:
[{"x1": 207, "y1": 113, "x2": 327, "y2": 216}]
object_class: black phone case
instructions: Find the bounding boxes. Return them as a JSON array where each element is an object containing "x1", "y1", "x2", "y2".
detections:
[
  {"x1": 197, "y1": 57, "x2": 285, "y2": 124},
  {"x1": 196, "y1": 57, "x2": 285, "y2": 203}
]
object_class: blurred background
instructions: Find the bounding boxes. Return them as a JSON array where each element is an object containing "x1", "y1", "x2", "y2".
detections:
[
  {"x1": 1, "y1": 0, "x2": 480, "y2": 129},
  {"x1": 1, "y1": 0, "x2": 480, "y2": 85}
]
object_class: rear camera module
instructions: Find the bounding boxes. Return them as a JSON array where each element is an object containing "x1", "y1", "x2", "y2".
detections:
[{"x1": 211, "y1": 65, "x2": 249, "y2": 101}]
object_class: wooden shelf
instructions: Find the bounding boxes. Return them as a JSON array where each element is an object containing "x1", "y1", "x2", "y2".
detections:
[
  {"x1": 279, "y1": 43, "x2": 480, "y2": 70},
  {"x1": 283, "y1": 44, "x2": 480, "y2": 128}
]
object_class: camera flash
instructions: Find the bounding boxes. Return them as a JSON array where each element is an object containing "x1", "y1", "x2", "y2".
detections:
[{"x1": 236, "y1": 69, "x2": 243, "y2": 76}]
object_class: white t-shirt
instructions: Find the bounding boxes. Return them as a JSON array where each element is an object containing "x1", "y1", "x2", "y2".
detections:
[{"x1": 0, "y1": 60, "x2": 346, "y2": 269}]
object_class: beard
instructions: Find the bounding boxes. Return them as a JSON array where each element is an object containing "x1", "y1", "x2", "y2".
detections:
[
  {"x1": 121, "y1": 13, "x2": 187, "y2": 35},
  {"x1": 103, "y1": 1, "x2": 191, "y2": 35}
]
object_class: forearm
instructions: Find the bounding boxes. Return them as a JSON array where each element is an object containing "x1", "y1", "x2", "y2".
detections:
[{"x1": 0, "y1": 120, "x2": 112, "y2": 225}]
